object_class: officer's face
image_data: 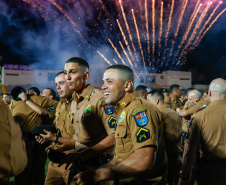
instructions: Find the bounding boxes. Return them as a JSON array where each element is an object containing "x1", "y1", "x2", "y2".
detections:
[
  {"x1": 3, "y1": 94, "x2": 11, "y2": 104},
  {"x1": 55, "y1": 73, "x2": 72, "y2": 98},
  {"x1": 41, "y1": 89, "x2": 52, "y2": 98},
  {"x1": 64, "y1": 63, "x2": 89, "y2": 92},
  {"x1": 102, "y1": 69, "x2": 126, "y2": 105}
]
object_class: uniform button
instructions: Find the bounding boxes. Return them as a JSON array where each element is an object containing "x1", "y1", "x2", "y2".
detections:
[
  {"x1": 76, "y1": 133, "x2": 78, "y2": 136},
  {"x1": 65, "y1": 108, "x2": 67, "y2": 110},
  {"x1": 77, "y1": 108, "x2": 79, "y2": 110},
  {"x1": 76, "y1": 121, "x2": 78, "y2": 123},
  {"x1": 93, "y1": 91, "x2": 95, "y2": 93},
  {"x1": 63, "y1": 120, "x2": 65, "y2": 122},
  {"x1": 117, "y1": 133, "x2": 119, "y2": 136}
]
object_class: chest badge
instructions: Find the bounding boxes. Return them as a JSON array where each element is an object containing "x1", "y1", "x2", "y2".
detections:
[
  {"x1": 132, "y1": 108, "x2": 148, "y2": 127},
  {"x1": 85, "y1": 105, "x2": 91, "y2": 115},
  {"x1": 118, "y1": 111, "x2": 125, "y2": 122},
  {"x1": 104, "y1": 104, "x2": 113, "y2": 115}
]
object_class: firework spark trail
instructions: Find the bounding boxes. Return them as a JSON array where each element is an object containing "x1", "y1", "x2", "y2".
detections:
[
  {"x1": 132, "y1": 9, "x2": 146, "y2": 67},
  {"x1": 97, "y1": 51, "x2": 112, "y2": 65},
  {"x1": 194, "y1": 8, "x2": 226, "y2": 50},
  {"x1": 192, "y1": 1, "x2": 222, "y2": 49},
  {"x1": 116, "y1": 19, "x2": 135, "y2": 61},
  {"x1": 158, "y1": 2, "x2": 163, "y2": 62},
  {"x1": 48, "y1": 0, "x2": 86, "y2": 42},
  {"x1": 163, "y1": 0, "x2": 175, "y2": 63},
  {"x1": 119, "y1": 0, "x2": 139, "y2": 63},
  {"x1": 176, "y1": 4, "x2": 202, "y2": 56},
  {"x1": 145, "y1": 0, "x2": 150, "y2": 58},
  {"x1": 113, "y1": 59, "x2": 118, "y2": 64},
  {"x1": 179, "y1": 2, "x2": 212, "y2": 60},
  {"x1": 188, "y1": 0, "x2": 200, "y2": 25},
  {"x1": 167, "y1": 0, "x2": 188, "y2": 63},
  {"x1": 152, "y1": 0, "x2": 155, "y2": 63},
  {"x1": 108, "y1": 39, "x2": 126, "y2": 65},
  {"x1": 119, "y1": 0, "x2": 136, "y2": 53},
  {"x1": 119, "y1": 41, "x2": 134, "y2": 68}
]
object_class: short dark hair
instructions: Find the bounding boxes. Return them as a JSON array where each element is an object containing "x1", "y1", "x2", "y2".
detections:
[
  {"x1": 135, "y1": 85, "x2": 147, "y2": 92},
  {"x1": 66, "y1": 57, "x2": 89, "y2": 71},
  {"x1": 151, "y1": 90, "x2": 165, "y2": 103},
  {"x1": 28, "y1": 87, "x2": 40, "y2": 96},
  {"x1": 55, "y1": 71, "x2": 65, "y2": 78},
  {"x1": 170, "y1": 84, "x2": 180, "y2": 94},
  {"x1": 106, "y1": 64, "x2": 134, "y2": 83},
  {"x1": 10, "y1": 86, "x2": 26, "y2": 100},
  {"x1": 46, "y1": 88, "x2": 57, "y2": 100}
]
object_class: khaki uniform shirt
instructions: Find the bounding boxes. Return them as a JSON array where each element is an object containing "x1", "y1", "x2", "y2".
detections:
[
  {"x1": 54, "y1": 99, "x2": 75, "y2": 154},
  {"x1": 159, "y1": 105, "x2": 182, "y2": 155},
  {"x1": 0, "y1": 101, "x2": 27, "y2": 179},
  {"x1": 10, "y1": 95, "x2": 58, "y2": 132},
  {"x1": 182, "y1": 100, "x2": 210, "y2": 133},
  {"x1": 115, "y1": 92, "x2": 167, "y2": 179},
  {"x1": 70, "y1": 85, "x2": 116, "y2": 152},
  {"x1": 186, "y1": 100, "x2": 226, "y2": 161}
]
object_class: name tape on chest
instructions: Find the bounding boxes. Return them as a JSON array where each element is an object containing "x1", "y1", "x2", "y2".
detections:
[
  {"x1": 132, "y1": 108, "x2": 148, "y2": 127},
  {"x1": 136, "y1": 128, "x2": 150, "y2": 143}
]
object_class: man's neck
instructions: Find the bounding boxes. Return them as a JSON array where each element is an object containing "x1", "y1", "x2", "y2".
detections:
[{"x1": 158, "y1": 103, "x2": 169, "y2": 109}]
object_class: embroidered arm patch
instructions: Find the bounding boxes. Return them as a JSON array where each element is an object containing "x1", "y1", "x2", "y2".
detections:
[
  {"x1": 132, "y1": 108, "x2": 148, "y2": 127},
  {"x1": 108, "y1": 116, "x2": 117, "y2": 128},
  {"x1": 136, "y1": 128, "x2": 150, "y2": 143},
  {"x1": 101, "y1": 101, "x2": 114, "y2": 115}
]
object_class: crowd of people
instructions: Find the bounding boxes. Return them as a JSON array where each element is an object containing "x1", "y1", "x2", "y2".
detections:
[{"x1": 0, "y1": 57, "x2": 226, "y2": 185}]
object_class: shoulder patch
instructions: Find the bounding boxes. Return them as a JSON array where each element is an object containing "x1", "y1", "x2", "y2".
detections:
[
  {"x1": 132, "y1": 109, "x2": 148, "y2": 127},
  {"x1": 104, "y1": 104, "x2": 114, "y2": 115},
  {"x1": 108, "y1": 116, "x2": 117, "y2": 128},
  {"x1": 118, "y1": 111, "x2": 125, "y2": 122},
  {"x1": 136, "y1": 128, "x2": 150, "y2": 143},
  {"x1": 85, "y1": 105, "x2": 91, "y2": 115}
]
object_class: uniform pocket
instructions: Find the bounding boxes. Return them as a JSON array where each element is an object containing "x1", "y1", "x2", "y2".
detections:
[{"x1": 115, "y1": 125, "x2": 133, "y2": 153}]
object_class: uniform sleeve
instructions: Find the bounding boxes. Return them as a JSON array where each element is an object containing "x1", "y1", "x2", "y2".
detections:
[
  {"x1": 185, "y1": 117, "x2": 201, "y2": 147},
  {"x1": 97, "y1": 98, "x2": 116, "y2": 135},
  {"x1": 183, "y1": 103, "x2": 201, "y2": 116},
  {"x1": 129, "y1": 107, "x2": 158, "y2": 151}
]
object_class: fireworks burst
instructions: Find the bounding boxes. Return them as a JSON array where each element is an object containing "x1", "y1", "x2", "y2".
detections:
[{"x1": 21, "y1": 0, "x2": 226, "y2": 76}]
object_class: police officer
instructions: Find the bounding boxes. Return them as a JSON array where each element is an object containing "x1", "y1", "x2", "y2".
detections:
[
  {"x1": 178, "y1": 78, "x2": 226, "y2": 185},
  {"x1": 169, "y1": 84, "x2": 183, "y2": 111},
  {"x1": 135, "y1": 85, "x2": 148, "y2": 99},
  {"x1": 42, "y1": 57, "x2": 116, "y2": 185},
  {"x1": 36, "y1": 71, "x2": 74, "y2": 185},
  {"x1": 149, "y1": 90, "x2": 182, "y2": 185},
  {"x1": 74, "y1": 64, "x2": 167, "y2": 185},
  {"x1": 176, "y1": 89, "x2": 210, "y2": 146},
  {"x1": 0, "y1": 101, "x2": 27, "y2": 185},
  {"x1": 10, "y1": 86, "x2": 58, "y2": 185}
]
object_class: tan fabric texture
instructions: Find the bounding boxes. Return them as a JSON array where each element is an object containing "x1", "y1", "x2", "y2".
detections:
[
  {"x1": 0, "y1": 101, "x2": 27, "y2": 179},
  {"x1": 115, "y1": 92, "x2": 167, "y2": 179},
  {"x1": 10, "y1": 95, "x2": 58, "y2": 132},
  {"x1": 70, "y1": 85, "x2": 116, "y2": 151}
]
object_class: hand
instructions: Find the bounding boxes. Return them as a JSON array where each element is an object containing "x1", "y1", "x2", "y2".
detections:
[
  {"x1": 74, "y1": 170, "x2": 96, "y2": 185},
  {"x1": 20, "y1": 92, "x2": 27, "y2": 101},
  {"x1": 35, "y1": 135, "x2": 48, "y2": 144},
  {"x1": 176, "y1": 108, "x2": 180, "y2": 113},
  {"x1": 39, "y1": 129, "x2": 56, "y2": 142},
  {"x1": 45, "y1": 145, "x2": 54, "y2": 154},
  {"x1": 58, "y1": 153, "x2": 82, "y2": 169}
]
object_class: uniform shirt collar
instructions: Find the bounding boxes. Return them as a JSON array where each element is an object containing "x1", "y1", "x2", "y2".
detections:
[
  {"x1": 117, "y1": 91, "x2": 139, "y2": 109},
  {"x1": 72, "y1": 84, "x2": 94, "y2": 102},
  {"x1": 208, "y1": 100, "x2": 226, "y2": 107}
]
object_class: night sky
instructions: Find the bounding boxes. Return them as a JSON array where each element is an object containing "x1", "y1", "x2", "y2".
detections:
[{"x1": 0, "y1": 0, "x2": 226, "y2": 84}]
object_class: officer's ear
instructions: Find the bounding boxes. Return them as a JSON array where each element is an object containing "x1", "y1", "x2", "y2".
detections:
[
  {"x1": 83, "y1": 71, "x2": 89, "y2": 80},
  {"x1": 154, "y1": 98, "x2": 159, "y2": 105},
  {"x1": 124, "y1": 80, "x2": 133, "y2": 93}
]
